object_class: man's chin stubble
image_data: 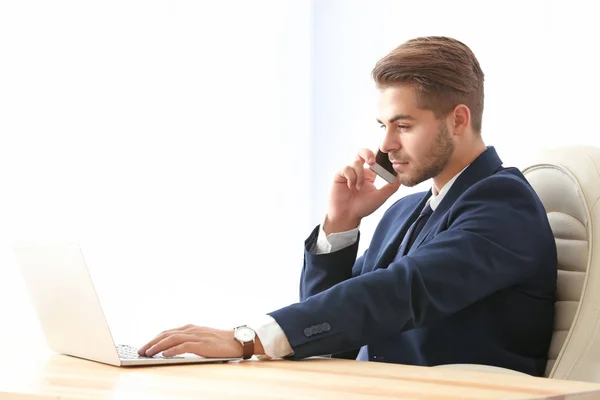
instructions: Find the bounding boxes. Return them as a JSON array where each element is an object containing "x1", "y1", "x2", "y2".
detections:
[{"x1": 398, "y1": 174, "x2": 425, "y2": 187}]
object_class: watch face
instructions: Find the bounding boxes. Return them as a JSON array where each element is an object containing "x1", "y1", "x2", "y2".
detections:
[{"x1": 235, "y1": 327, "x2": 256, "y2": 342}]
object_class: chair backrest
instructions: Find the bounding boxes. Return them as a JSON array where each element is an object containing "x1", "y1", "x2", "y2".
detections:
[{"x1": 522, "y1": 146, "x2": 600, "y2": 382}]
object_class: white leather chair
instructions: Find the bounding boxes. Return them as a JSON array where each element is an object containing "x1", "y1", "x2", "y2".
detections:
[{"x1": 436, "y1": 146, "x2": 600, "y2": 382}]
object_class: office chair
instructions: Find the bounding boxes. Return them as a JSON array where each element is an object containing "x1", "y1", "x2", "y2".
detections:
[{"x1": 436, "y1": 146, "x2": 600, "y2": 382}]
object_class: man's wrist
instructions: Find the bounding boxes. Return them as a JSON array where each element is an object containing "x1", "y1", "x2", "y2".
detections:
[
  {"x1": 231, "y1": 328, "x2": 265, "y2": 356},
  {"x1": 254, "y1": 335, "x2": 265, "y2": 355},
  {"x1": 323, "y1": 214, "x2": 361, "y2": 235}
]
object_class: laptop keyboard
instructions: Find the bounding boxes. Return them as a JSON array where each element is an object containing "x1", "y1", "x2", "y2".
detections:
[{"x1": 116, "y1": 344, "x2": 184, "y2": 359}]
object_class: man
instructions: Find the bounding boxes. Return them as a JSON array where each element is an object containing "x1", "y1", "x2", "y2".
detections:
[{"x1": 139, "y1": 36, "x2": 557, "y2": 376}]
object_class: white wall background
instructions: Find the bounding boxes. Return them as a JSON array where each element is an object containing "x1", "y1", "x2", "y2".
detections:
[
  {"x1": 1, "y1": 0, "x2": 599, "y2": 352},
  {"x1": 0, "y1": 0, "x2": 312, "y2": 349}
]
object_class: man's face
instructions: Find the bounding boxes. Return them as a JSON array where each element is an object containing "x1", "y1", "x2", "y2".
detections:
[{"x1": 377, "y1": 86, "x2": 454, "y2": 187}]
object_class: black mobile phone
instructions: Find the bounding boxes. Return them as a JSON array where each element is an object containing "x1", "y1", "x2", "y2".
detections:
[{"x1": 369, "y1": 150, "x2": 397, "y2": 184}]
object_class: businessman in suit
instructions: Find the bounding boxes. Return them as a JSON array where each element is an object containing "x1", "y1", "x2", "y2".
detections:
[{"x1": 139, "y1": 36, "x2": 557, "y2": 376}]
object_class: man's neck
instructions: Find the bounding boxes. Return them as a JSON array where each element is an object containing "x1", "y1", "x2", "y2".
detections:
[{"x1": 432, "y1": 141, "x2": 487, "y2": 194}]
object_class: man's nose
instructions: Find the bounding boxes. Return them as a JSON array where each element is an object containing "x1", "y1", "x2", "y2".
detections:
[{"x1": 380, "y1": 130, "x2": 401, "y2": 153}]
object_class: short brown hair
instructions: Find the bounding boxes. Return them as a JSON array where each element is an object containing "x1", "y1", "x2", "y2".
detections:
[{"x1": 372, "y1": 36, "x2": 485, "y2": 133}]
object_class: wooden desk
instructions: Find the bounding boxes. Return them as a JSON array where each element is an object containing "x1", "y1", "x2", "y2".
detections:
[{"x1": 1, "y1": 352, "x2": 600, "y2": 400}]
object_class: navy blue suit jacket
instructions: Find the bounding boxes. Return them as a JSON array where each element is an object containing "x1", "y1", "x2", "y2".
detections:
[{"x1": 269, "y1": 147, "x2": 557, "y2": 376}]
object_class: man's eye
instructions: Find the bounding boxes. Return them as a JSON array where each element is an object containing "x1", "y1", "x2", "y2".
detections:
[
  {"x1": 399, "y1": 125, "x2": 410, "y2": 130},
  {"x1": 379, "y1": 124, "x2": 386, "y2": 129}
]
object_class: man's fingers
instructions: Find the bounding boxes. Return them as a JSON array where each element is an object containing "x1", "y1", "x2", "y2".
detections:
[
  {"x1": 138, "y1": 333, "x2": 168, "y2": 355},
  {"x1": 334, "y1": 149, "x2": 379, "y2": 190},
  {"x1": 352, "y1": 160, "x2": 365, "y2": 190},
  {"x1": 138, "y1": 325, "x2": 199, "y2": 355},
  {"x1": 357, "y1": 148, "x2": 376, "y2": 165},
  {"x1": 140, "y1": 332, "x2": 194, "y2": 356},
  {"x1": 363, "y1": 166, "x2": 377, "y2": 183},
  {"x1": 339, "y1": 166, "x2": 357, "y2": 189},
  {"x1": 162, "y1": 342, "x2": 199, "y2": 358},
  {"x1": 146, "y1": 333, "x2": 200, "y2": 356}
]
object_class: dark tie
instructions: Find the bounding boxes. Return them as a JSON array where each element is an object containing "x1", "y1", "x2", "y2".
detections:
[{"x1": 403, "y1": 202, "x2": 434, "y2": 254}]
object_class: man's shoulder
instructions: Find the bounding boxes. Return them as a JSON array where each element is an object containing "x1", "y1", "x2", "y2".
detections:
[
  {"x1": 472, "y1": 166, "x2": 536, "y2": 197},
  {"x1": 451, "y1": 166, "x2": 544, "y2": 219}
]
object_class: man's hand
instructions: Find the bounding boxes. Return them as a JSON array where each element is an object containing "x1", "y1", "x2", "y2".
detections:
[
  {"x1": 325, "y1": 148, "x2": 401, "y2": 234},
  {"x1": 138, "y1": 324, "x2": 264, "y2": 358}
]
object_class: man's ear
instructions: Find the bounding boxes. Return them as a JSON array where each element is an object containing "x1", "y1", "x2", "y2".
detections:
[{"x1": 450, "y1": 104, "x2": 471, "y2": 136}]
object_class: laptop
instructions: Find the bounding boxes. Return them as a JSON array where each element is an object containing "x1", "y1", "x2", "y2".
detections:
[{"x1": 13, "y1": 242, "x2": 238, "y2": 367}]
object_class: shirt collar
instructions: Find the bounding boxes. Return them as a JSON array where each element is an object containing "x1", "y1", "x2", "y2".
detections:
[{"x1": 428, "y1": 165, "x2": 469, "y2": 211}]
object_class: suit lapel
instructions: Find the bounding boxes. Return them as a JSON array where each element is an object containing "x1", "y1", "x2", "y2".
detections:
[
  {"x1": 373, "y1": 191, "x2": 431, "y2": 270},
  {"x1": 409, "y1": 146, "x2": 504, "y2": 251}
]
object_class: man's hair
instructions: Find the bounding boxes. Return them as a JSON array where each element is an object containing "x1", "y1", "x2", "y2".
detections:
[{"x1": 372, "y1": 36, "x2": 485, "y2": 133}]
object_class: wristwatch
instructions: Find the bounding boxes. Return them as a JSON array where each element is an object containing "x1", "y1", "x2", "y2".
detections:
[{"x1": 233, "y1": 325, "x2": 256, "y2": 360}]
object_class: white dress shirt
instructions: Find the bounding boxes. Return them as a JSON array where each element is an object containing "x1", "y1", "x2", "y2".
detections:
[{"x1": 248, "y1": 168, "x2": 468, "y2": 359}]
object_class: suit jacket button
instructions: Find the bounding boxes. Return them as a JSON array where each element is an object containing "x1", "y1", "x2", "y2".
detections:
[
  {"x1": 303, "y1": 328, "x2": 312, "y2": 337},
  {"x1": 322, "y1": 322, "x2": 331, "y2": 332}
]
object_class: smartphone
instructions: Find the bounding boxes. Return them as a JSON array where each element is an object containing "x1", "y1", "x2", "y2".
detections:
[{"x1": 369, "y1": 150, "x2": 397, "y2": 184}]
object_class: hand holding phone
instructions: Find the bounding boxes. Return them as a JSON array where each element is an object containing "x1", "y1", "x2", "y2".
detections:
[
  {"x1": 325, "y1": 148, "x2": 400, "y2": 235},
  {"x1": 369, "y1": 150, "x2": 398, "y2": 184}
]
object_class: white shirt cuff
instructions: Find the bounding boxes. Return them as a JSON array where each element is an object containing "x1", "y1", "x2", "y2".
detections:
[
  {"x1": 312, "y1": 215, "x2": 359, "y2": 254},
  {"x1": 247, "y1": 315, "x2": 293, "y2": 359}
]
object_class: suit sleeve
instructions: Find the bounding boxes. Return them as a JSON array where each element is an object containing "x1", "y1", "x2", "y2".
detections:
[
  {"x1": 272, "y1": 176, "x2": 553, "y2": 359},
  {"x1": 312, "y1": 218, "x2": 360, "y2": 254},
  {"x1": 299, "y1": 225, "x2": 365, "y2": 301},
  {"x1": 298, "y1": 226, "x2": 366, "y2": 360}
]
